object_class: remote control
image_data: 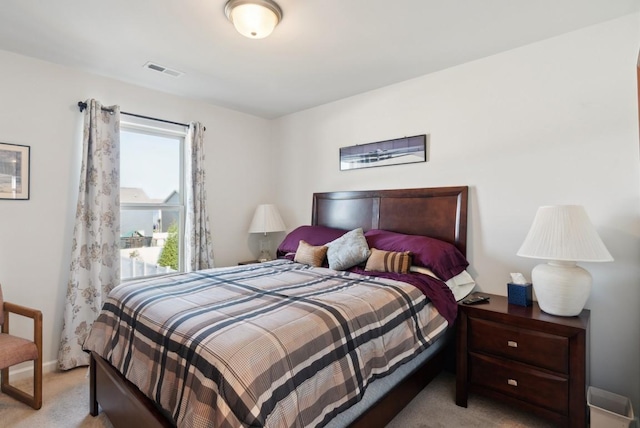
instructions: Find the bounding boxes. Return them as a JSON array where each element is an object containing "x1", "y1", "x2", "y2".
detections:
[{"x1": 461, "y1": 295, "x2": 490, "y2": 305}]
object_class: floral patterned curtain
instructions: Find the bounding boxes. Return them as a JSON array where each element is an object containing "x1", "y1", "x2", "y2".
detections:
[
  {"x1": 185, "y1": 122, "x2": 215, "y2": 271},
  {"x1": 58, "y1": 99, "x2": 120, "y2": 369}
]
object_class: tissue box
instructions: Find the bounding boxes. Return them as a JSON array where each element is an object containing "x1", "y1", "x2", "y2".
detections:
[{"x1": 507, "y1": 283, "x2": 532, "y2": 306}]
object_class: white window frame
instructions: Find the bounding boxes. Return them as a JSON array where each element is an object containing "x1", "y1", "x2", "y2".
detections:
[{"x1": 120, "y1": 117, "x2": 187, "y2": 279}]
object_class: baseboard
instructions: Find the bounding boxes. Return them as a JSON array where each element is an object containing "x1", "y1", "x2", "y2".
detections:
[{"x1": 8, "y1": 360, "x2": 62, "y2": 381}]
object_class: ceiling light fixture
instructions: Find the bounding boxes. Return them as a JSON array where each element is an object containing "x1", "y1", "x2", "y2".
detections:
[{"x1": 225, "y1": 0, "x2": 283, "y2": 39}]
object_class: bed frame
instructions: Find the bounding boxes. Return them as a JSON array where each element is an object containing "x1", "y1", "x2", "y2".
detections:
[{"x1": 89, "y1": 186, "x2": 468, "y2": 428}]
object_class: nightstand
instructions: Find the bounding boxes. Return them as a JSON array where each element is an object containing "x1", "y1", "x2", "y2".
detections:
[
  {"x1": 238, "y1": 260, "x2": 260, "y2": 265},
  {"x1": 456, "y1": 293, "x2": 589, "y2": 427}
]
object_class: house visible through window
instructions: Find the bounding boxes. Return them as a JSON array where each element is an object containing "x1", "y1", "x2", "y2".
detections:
[{"x1": 120, "y1": 117, "x2": 186, "y2": 280}]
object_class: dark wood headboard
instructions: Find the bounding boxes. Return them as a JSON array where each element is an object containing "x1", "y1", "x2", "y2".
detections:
[{"x1": 312, "y1": 186, "x2": 468, "y2": 256}]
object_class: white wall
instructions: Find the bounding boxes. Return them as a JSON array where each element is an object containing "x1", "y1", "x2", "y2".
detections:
[
  {"x1": 272, "y1": 14, "x2": 640, "y2": 412},
  {"x1": 0, "y1": 49, "x2": 273, "y2": 373}
]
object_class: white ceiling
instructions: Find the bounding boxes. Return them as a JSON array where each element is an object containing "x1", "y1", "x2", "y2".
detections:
[{"x1": 0, "y1": 0, "x2": 637, "y2": 119}]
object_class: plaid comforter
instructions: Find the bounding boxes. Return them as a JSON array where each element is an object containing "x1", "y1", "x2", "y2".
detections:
[{"x1": 83, "y1": 260, "x2": 449, "y2": 428}]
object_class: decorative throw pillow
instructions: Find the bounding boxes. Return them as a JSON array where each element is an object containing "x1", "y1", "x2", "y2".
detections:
[
  {"x1": 365, "y1": 248, "x2": 412, "y2": 274},
  {"x1": 294, "y1": 240, "x2": 328, "y2": 267},
  {"x1": 326, "y1": 228, "x2": 371, "y2": 271}
]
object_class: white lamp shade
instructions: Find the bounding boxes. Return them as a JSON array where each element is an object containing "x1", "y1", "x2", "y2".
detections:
[
  {"x1": 517, "y1": 205, "x2": 613, "y2": 262},
  {"x1": 248, "y1": 204, "x2": 286, "y2": 234},
  {"x1": 225, "y1": 0, "x2": 282, "y2": 39}
]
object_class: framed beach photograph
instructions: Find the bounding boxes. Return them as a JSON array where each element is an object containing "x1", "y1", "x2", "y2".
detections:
[
  {"x1": 340, "y1": 134, "x2": 427, "y2": 171},
  {"x1": 0, "y1": 142, "x2": 30, "y2": 200}
]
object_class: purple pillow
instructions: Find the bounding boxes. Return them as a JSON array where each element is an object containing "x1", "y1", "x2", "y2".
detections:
[
  {"x1": 277, "y1": 225, "x2": 348, "y2": 257},
  {"x1": 364, "y1": 229, "x2": 468, "y2": 281}
]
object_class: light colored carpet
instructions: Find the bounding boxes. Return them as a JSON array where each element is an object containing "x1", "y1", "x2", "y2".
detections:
[
  {"x1": 386, "y1": 371, "x2": 555, "y2": 428},
  {"x1": 0, "y1": 368, "x2": 113, "y2": 428},
  {"x1": 0, "y1": 369, "x2": 555, "y2": 427}
]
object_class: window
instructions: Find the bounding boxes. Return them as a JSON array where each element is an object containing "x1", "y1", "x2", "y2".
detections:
[{"x1": 119, "y1": 117, "x2": 187, "y2": 280}]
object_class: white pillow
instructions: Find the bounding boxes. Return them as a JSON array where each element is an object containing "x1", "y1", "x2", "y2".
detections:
[
  {"x1": 326, "y1": 228, "x2": 371, "y2": 271},
  {"x1": 410, "y1": 266, "x2": 476, "y2": 301}
]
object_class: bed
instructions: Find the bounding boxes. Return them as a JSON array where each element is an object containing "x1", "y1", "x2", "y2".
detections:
[{"x1": 85, "y1": 186, "x2": 469, "y2": 428}]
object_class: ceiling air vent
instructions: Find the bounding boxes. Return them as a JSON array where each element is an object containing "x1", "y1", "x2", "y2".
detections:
[{"x1": 143, "y1": 62, "x2": 184, "y2": 78}]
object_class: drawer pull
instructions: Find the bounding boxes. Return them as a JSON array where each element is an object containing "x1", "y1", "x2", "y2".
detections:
[
  {"x1": 507, "y1": 340, "x2": 518, "y2": 348},
  {"x1": 507, "y1": 379, "x2": 518, "y2": 387}
]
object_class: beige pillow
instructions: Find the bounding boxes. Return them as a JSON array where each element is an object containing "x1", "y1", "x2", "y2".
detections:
[
  {"x1": 294, "y1": 240, "x2": 328, "y2": 267},
  {"x1": 365, "y1": 248, "x2": 412, "y2": 274}
]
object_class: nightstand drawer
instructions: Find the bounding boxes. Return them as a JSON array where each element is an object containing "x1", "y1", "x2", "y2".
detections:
[
  {"x1": 469, "y1": 352, "x2": 569, "y2": 415},
  {"x1": 469, "y1": 317, "x2": 569, "y2": 373}
]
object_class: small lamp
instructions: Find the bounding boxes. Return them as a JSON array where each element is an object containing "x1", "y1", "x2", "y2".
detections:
[
  {"x1": 517, "y1": 205, "x2": 613, "y2": 316},
  {"x1": 248, "y1": 204, "x2": 286, "y2": 262},
  {"x1": 225, "y1": 0, "x2": 283, "y2": 39}
]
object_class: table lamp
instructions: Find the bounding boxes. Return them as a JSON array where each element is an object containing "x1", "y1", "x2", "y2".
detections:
[
  {"x1": 248, "y1": 204, "x2": 286, "y2": 262},
  {"x1": 517, "y1": 205, "x2": 613, "y2": 316}
]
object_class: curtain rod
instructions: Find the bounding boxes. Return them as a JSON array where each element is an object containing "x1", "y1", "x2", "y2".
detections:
[{"x1": 77, "y1": 101, "x2": 205, "y2": 130}]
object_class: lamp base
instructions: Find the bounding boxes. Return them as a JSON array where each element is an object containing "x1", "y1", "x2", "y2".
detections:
[
  {"x1": 257, "y1": 237, "x2": 272, "y2": 262},
  {"x1": 531, "y1": 261, "x2": 591, "y2": 316},
  {"x1": 257, "y1": 249, "x2": 273, "y2": 263}
]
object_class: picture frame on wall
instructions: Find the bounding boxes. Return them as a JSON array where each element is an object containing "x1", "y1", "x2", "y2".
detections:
[
  {"x1": 0, "y1": 142, "x2": 30, "y2": 200},
  {"x1": 340, "y1": 134, "x2": 427, "y2": 171}
]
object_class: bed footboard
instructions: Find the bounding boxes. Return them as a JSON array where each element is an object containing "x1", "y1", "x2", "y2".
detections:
[
  {"x1": 89, "y1": 345, "x2": 446, "y2": 428},
  {"x1": 90, "y1": 351, "x2": 175, "y2": 428}
]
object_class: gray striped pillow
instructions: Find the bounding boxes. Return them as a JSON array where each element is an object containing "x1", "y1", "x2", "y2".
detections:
[
  {"x1": 294, "y1": 240, "x2": 328, "y2": 267},
  {"x1": 365, "y1": 248, "x2": 412, "y2": 274}
]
